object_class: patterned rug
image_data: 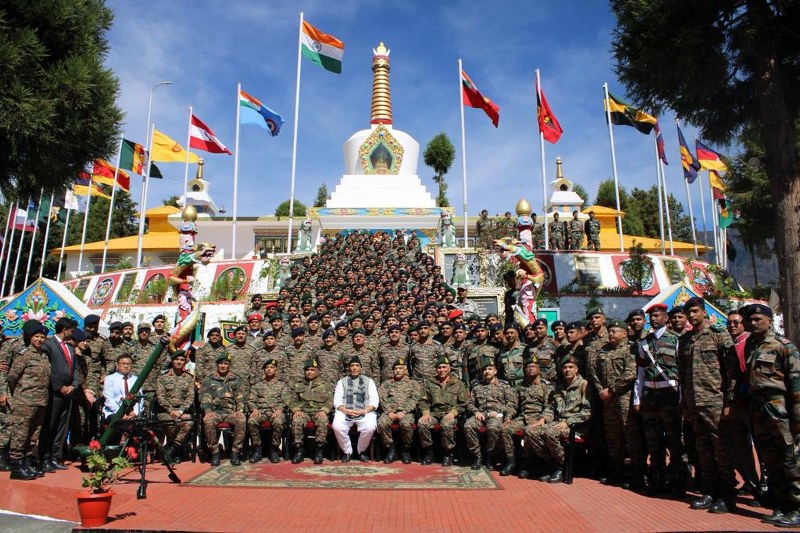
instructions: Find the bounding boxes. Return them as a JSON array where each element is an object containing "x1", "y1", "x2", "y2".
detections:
[{"x1": 186, "y1": 461, "x2": 500, "y2": 490}]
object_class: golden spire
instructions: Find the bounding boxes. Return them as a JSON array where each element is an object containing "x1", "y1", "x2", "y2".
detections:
[
  {"x1": 195, "y1": 158, "x2": 205, "y2": 180},
  {"x1": 555, "y1": 156, "x2": 563, "y2": 179},
  {"x1": 370, "y1": 42, "x2": 392, "y2": 125}
]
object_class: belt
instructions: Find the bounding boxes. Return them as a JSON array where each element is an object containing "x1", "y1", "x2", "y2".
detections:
[{"x1": 645, "y1": 380, "x2": 678, "y2": 389}]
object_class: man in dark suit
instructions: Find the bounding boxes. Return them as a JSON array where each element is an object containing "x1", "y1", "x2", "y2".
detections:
[{"x1": 40, "y1": 317, "x2": 79, "y2": 471}]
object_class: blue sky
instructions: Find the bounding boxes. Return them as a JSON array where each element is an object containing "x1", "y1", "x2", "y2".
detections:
[{"x1": 105, "y1": 0, "x2": 710, "y2": 222}]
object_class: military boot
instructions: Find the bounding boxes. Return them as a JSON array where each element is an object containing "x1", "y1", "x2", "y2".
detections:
[
  {"x1": 269, "y1": 447, "x2": 281, "y2": 463},
  {"x1": 600, "y1": 463, "x2": 623, "y2": 486},
  {"x1": 500, "y1": 456, "x2": 516, "y2": 476},
  {"x1": 9, "y1": 459, "x2": 35, "y2": 481},
  {"x1": 517, "y1": 459, "x2": 534, "y2": 479},
  {"x1": 400, "y1": 448, "x2": 411, "y2": 464},
  {"x1": 313, "y1": 445, "x2": 324, "y2": 465},
  {"x1": 0, "y1": 447, "x2": 10, "y2": 472},
  {"x1": 249, "y1": 448, "x2": 262, "y2": 463},
  {"x1": 292, "y1": 445, "x2": 305, "y2": 464},
  {"x1": 547, "y1": 465, "x2": 564, "y2": 483},
  {"x1": 646, "y1": 468, "x2": 665, "y2": 496},
  {"x1": 229, "y1": 452, "x2": 242, "y2": 466},
  {"x1": 761, "y1": 508, "x2": 787, "y2": 524},
  {"x1": 441, "y1": 452, "x2": 454, "y2": 467},
  {"x1": 210, "y1": 451, "x2": 221, "y2": 467},
  {"x1": 421, "y1": 447, "x2": 434, "y2": 466},
  {"x1": 23, "y1": 457, "x2": 44, "y2": 477},
  {"x1": 470, "y1": 453, "x2": 482, "y2": 470},
  {"x1": 623, "y1": 465, "x2": 646, "y2": 491},
  {"x1": 383, "y1": 447, "x2": 397, "y2": 464}
]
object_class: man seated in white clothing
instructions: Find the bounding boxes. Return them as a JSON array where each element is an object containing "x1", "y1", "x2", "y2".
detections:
[
  {"x1": 332, "y1": 355, "x2": 379, "y2": 462},
  {"x1": 103, "y1": 354, "x2": 141, "y2": 419}
]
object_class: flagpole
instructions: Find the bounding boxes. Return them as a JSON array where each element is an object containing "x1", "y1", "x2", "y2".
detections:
[
  {"x1": 1, "y1": 202, "x2": 18, "y2": 297},
  {"x1": 697, "y1": 172, "x2": 710, "y2": 255},
  {"x1": 23, "y1": 191, "x2": 44, "y2": 287},
  {"x1": 676, "y1": 122, "x2": 699, "y2": 258},
  {"x1": 653, "y1": 134, "x2": 665, "y2": 254},
  {"x1": 232, "y1": 84, "x2": 242, "y2": 260},
  {"x1": 603, "y1": 83, "x2": 625, "y2": 252},
  {"x1": 57, "y1": 206, "x2": 71, "y2": 280},
  {"x1": 0, "y1": 201, "x2": 11, "y2": 279},
  {"x1": 101, "y1": 133, "x2": 125, "y2": 272},
  {"x1": 708, "y1": 172, "x2": 721, "y2": 265},
  {"x1": 458, "y1": 58, "x2": 469, "y2": 246},
  {"x1": 659, "y1": 158, "x2": 675, "y2": 255},
  {"x1": 136, "y1": 123, "x2": 155, "y2": 268},
  {"x1": 536, "y1": 70, "x2": 549, "y2": 250},
  {"x1": 77, "y1": 176, "x2": 94, "y2": 276},
  {"x1": 10, "y1": 204, "x2": 31, "y2": 295},
  {"x1": 287, "y1": 11, "x2": 304, "y2": 253},
  {"x1": 39, "y1": 192, "x2": 55, "y2": 278},
  {"x1": 184, "y1": 106, "x2": 193, "y2": 198}
]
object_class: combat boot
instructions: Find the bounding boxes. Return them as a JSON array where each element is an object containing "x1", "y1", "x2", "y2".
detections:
[
  {"x1": 383, "y1": 447, "x2": 397, "y2": 464},
  {"x1": 292, "y1": 445, "x2": 305, "y2": 464},
  {"x1": 690, "y1": 494, "x2": 714, "y2": 510},
  {"x1": 709, "y1": 496, "x2": 735, "y2": 514},
  {"x1": 761, "y1": 508, "x2": 787, "y2": 524},
  {"x1": 517, "y1": 459, "x2": 534, "y2": 479},
  {"x1": 600, "y1": 463, "x2": 623, "y2": 486},
  {"x1": 229, "y1": 452, "x2": 242, "y2": 466},
  {"x1": 774, "y1": 509, "x2": 800, "y2": 528},
  {"x1": 210, "y1": 452, "x2": 221, "y2": 467},
  {"x1": 400, "y1": 448, "x2": 411, "y2": 464},
  {"x1": 500, "y1": 456, "x2": 516, "y2": 476},
  {"x1": 441, "y1": 452, "x2": 454, "y2": 467},
  {"x1": 547, "y1": 466, "x2": 563, "y2": 483},
  {"x1": 313, "y1": 445, "x2": 324, "y2": 465},
  {"x1": 269, "y1": 447, "x2": 281, "y2": 463},
  {"x1": 623, "y1": 465, "x2": 646, "y2": 491},
  {"x1": 421, "y1": 447, "x2": 434, "y2": 466},
  {"x1": 471, "y1": 453, "x2": 482, "y2": 470},
  {"x1": 646, "y1": 468, "x2": 664, "y2": 496},
  {"x1": 9, "y1": 459, "x2": 35, "y2": 481},
  {"x1": 249, "y1": 448, "x2": 262, "y2": 463},
  {"x1": 23, "y1": 457, "x2": 44, "y2": 477},
  {"x1": 0, "y1": 447, "x2": 10, "y2": 472}
]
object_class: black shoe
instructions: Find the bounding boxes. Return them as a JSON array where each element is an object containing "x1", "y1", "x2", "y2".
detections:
[
  {"x1": 774, "y1": 510, "x2": 800, "y2": 528},
  {"x1": 9, "y1": 460, "x2": 35, "y2": 481},
  {"x1": 383, "y1": 447, "x2": 397, "y2": 464},
  {"x1": 341, "y1": 453, "x2": 352, "y2": 463},
  {"x1": 313, "y1": 447, "x2": 324, "y2": 465},
  {"x1": 517, "y1": 469, "x2": 530, "y2": 479},
  {"x1": 762, "y1": 508, "x2": 787, "y2": 524},
  {"x1": 249, "y1": 449, "x2": 262, "y2": 463},
  {"x1": 24, "y1": 458, "x2": 44, "y2": 477},
  {"x1": 48, "y1": 459, "x2": 68, "y2": 471},
  {"x1": 39, "y1": 459, "x2": 55, "y2": 474},
  {"x1": 690, "y1": 494, "x2": 714, "y2": 510},
  {"x1": 442, "y1": 453, "x2": 453, "y2": 467},
  {"x1": 421, "y1": 447, "x2": 433, "y2": 466},
  {"x1": 230, "y1": 452, "x2": 242, "y2": 466},
  {"x1": 358, "y1": 452, "x2": 370, "y2": 463},
  {"x1": 292, "y1": 446, "x2": 305, "y2": 464},
  {"x1": 210, "y1": 452, "x2": 221, "y2": 467},
  {"x1": 0, "y1": 450, "x2": 10, "y2": 472},
  {"x1": 269, "y1": 448, "x2": 281, "y2": 463},
  {"x1": 500, "y1": 458, "x2": 516, "y2": 477},
  {"x1": 708, "y1": 498, "x2": 731, "y2": 514},
  {"x1": 538, "y1": 470, "x2": 553, "y2": 482},
  {"x1": 547, "y1": 468, "x2": 563, "y2": 483},
  {"x1": 400, "y1": 449, "x2": 411, "y2": 464},
  {"x1": 471, "y1": 455, "x2": 483, "y2": 470}
]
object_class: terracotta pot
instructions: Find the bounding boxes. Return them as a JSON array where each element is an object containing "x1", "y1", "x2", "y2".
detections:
[{"x1": 76, "y1": 489, "x2": 114, "y2": 527}]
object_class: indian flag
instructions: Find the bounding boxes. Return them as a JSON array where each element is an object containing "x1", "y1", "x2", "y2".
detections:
[{"x1": 301, "y1": 20, "x2": 344, "y2": 74}]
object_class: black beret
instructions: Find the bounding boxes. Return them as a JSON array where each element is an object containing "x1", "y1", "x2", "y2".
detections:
[
  {"x1": 626, "y1": 309, "x2": 645, "y2": 322},
  {"x1": 307, "y1": 314, "x2": 320, "y2": 322},
  {"x1": 489, "y1": 323, "x2": 503, "y2": 332},
  {"x1": 262, "y1": 358, "x2": 278, "y2": 369},
  {"x1": 475, "y1": 322, "x2": 489, "y2": 331},
  {"x1": 120, "y1": 321, "x2": 133, "y2": 329},
  {"x1": 71, "y1": 328, "x2": 87, "y2": 342},
  {"x1": 348, "y1": 355, "x2": 362, "y2": 366},
  {"x1": 153, "y1": 314, "x2": 166, "y2": 322},
  {"x1": 387, "y1": 324, "x2": 401, "y2": 333},
  {"x1": 321, "y1": 328, "x2": 335, "y2": 339},
  {"x1": 269, "y1": 315, "x2": 283, "y2": 322},
  {"x1": 566, "y1": 321, "x2": 582, "y2": 331},
  {"x1": 551, "y1": 320, "x2": 566, "y2": 331},
  {"x1": 234, "y1": 325, "x2": 247, "y2": 334},
  {"x1": 415, "y1": 322, "x2": 431, "y2": 332},
  {"x1": 84, "y1": 314, "x2": 101, "y2": 325},
  {"x1": 749, "y1": 304, "x2": 773, "y2": 318},
  {"x1": 291, "y1": 327, "x2": 306, "y2": 337},
  {"x1": 109, "y1": 321, "x2": 123, "y2": 331},
  {"x1": 207, "y1": 327, "x2": 221, "y2": 337},
  {"x1": 504, "y1": 323, "x2": 520, "y2": 333},
  {"x1": 532, "y1": 318, "x2": 548, "y2": 328},
  {"x1": 684, "y1": 297, "x2": 705, "y2": 311},
  {"x1": 668, "y1": 305, "x2": 685, "y2": 316},
  {"x1": 453, "y1": 324, "x2": 468, "y2": 332},
  {"x1": 22, "y1": 320, "x2": 45, "y2": 337},
  {"x1": 262, "y1": 330, "x2": 276, "y2": 338},
  {"x1": 335, "y1": 322, "x2": 348, "y2": 329}
]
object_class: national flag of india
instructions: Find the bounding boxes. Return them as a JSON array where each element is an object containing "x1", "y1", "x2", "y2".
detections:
[{"x1": 301, "y1": 20, "x2": 344, "y2": 74}]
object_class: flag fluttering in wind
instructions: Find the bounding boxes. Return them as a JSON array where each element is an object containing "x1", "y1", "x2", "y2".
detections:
[
  {"x1": 604, "y1": 92, "x2": 657, "y2": 134},
  {"x1": 695, "y1": 140, "x2": 729, "y2": 172},
  {"x1": 461, "y1": 70, "x2": 500, "y2": 127},
  {"x1": 8, "y1": 203, "x2": 35, "y2": 232},
  {"x1": 75, "y1": 173, "x2": 111, "y2": 199},
  {"x1": 719, "y1": 199, "x2": 733, "y2": 229},
  {"x1": 677, "y1": 125, "x2": 700, "y2": 183},
  {"x1": 654, "y1": 122, "x2": 668, "y2": 165},
  {"x1": 301, "y1": 20, "x2": 344, "y2": 73},
  {"x1": 120, "y1": 139, "x2": 163, "y2": 178},
  {"x1": 151, "y1": 130, "x2": 200, "y2": 163},
  {"x1": 91, "y1": 160, "x2": 130, "y2": 192},
  {"x1": 189, "y1": 114, "x2": 231, "y2": 154},
  {"x1": 239, "y1": 90, "x2": 284, "y2": 136},
  {"x1": 536, "y1": 79, "x2": 562, "y2": 143}
]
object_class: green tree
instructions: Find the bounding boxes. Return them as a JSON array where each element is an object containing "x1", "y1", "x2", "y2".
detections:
[
  {"x1": 629, "y1": 186, "x2": 694, "y2": 243},
  {"x1": 611, "y1": 1, "x2": 800, "y2": 342},
  {"x1": 313, "y1": 184, "x2": 329, "y2": 208},
  {"x1": 622, "y1": 241, "x2": 655, "y2": 295},
  {"x1": 275, "y1": 199, "x2": 307, "y2": 218},
  {"x1": 594, "y1": 179, "x2": 644, "y2": 236},
  {"x1": 162, "y1": 195, "x2": 180, "y2": 208},
  {"x1": 423, "y1": 133, "x2": 455, "y2": 208},
  {"x1": 0, "y1": 0, "x2": 122, "y2": 201},
  {"x1": 573, "y1": 184, "x2": 589, "y2": 209}
]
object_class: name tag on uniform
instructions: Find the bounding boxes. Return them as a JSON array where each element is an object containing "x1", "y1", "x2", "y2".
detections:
[{"x1": 756, "y1": 353, "x2": 777, "y2": 364}]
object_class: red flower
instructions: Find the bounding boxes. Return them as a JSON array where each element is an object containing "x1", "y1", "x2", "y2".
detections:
[
  {"x1": 125, "y1": 446, "x2": 138, "y2": 460},
  {"x1": 88, "y1": 439, "x2": 101, "y2": 451}
]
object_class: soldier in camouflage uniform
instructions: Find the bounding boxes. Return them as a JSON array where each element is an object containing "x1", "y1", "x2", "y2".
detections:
[
  {"x1": 466, "y1": 323, "x2": 498, "y2": 388},
  {"x1": 410, "y1": 323, "x2": 445, "y2": 383},
  {"x1": 252, "y1": 330, "x2": 285, "y2": 382},
  {"x1": 526, "y1": 354, "x2": 592, "y2": 483},
  {"x1": 524, "y1": 319, "x2": 560, "y2": 382},
  {"x1": 268, "y1": 315, "x2": 292, "y2": 349},
  {"x1": 315, "y1": 329, "x2": 343, "y2": 386},
  {"x1": 247, "y1": 357, "x2": 291, "y2": 464},
  {"x1": 7, "y1": 321, "x2": 50, "y2": 480},
  {"x1": 362, "y1": 316, "x2": 382, "y2": 354},
  {"x1": 554, "y1": 321, "x2": 588, "y2": 382},
  {"x1": 584, "y1": 211, "x2": 601, "y2": 251},
  {"x1": 418, "y1": 356, "x2": 468, "y2": 467},
  {"x1": 245, "y1": 313, "x2": 265, "y2": 349},
  {"x1": 677, "y1": 297, "x2": 736, "y2": 513},
  {"x1": 442, "y1": 324, "x2": 470, "y2": 383},
  {"x1": 739, "y1": 305, "x2": 800, "y2": 527},
  {"x1": 588, "y1": 318, "x2": 645, "y2": 489},
  {"x1": 531, "y1": 213, "x2": 544, "y2": 250},
  {"x1": 156, "y1": 350, "x2": 194, "y2": 463},
  {"x1": 304, "y1": 315, "x2": 323, "y2": 350},
  {"x1": 225, "y1": 326, "x2": 256, "y2": 404},
  {"x1": 0, "y1": 334, "x2": 24, "y2": 471},
  {"x1": 464, "y1": 356, "x2": 517, "y2": 471},
  {"x1": 332, "y1": 322, "x2": 352, "y2": 358},
  {"x1": 377, "y1": 325, "x2": 410, "y2": 384},
  {"x1": 148, "y1": 314, "x2": 168, "y2": 343},
  {"x1": 548, "y1": 212, "x2": 566, "y2": 250},
  {"x1": 194, "y1": 328, "x2": 226, "y2": 390},
  {"x1": 83, "y1": 314, "x2": 112, "y2": 401},
  {"x1": 505, "y1": 356, "x2": 553, "y2": 478},
  {"x1": 568, "y1": 210, "x2": 584, "y2": 250},
  {"x1": 130, "y1": 324, "x2": 163, "y2": 409},
  {"x1": 377, "y1": 357, "x2": 420, "y2": 464},
  {"x1": 283, "y1": 328, "x2": 317, "y2": 386},
  {"x1": 200, "y1": 353, "x2": 246, "y2": 466},
  {"x1": 498, "y1": 324, "x2": 525, "y2": 387},
  {"x1": 339, "y1": 329, "x2": 378, "y2": 381},
  {"x1": 289, "y1": 359, "x2": 333, "y2": 464},
  {"x1": 106, "y1": 321, "x2": 133, "y2": 376}
]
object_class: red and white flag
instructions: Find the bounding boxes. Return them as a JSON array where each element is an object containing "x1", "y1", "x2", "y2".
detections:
[{"x1": 189, "y1": 114, "x2": 231, "y2": 154}]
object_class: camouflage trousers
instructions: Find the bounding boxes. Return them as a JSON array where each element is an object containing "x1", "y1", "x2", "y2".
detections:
[
  {"x1": 418, "y1": 415, "x2": 457, "y2": 451},
  {"x1": 641, "y1": 388, "x2": 685, "y2": 472},
  {"x1": 750, "y1": 397, "x2": 800, "y2": 507},
  {"x1": 550, "y1": 235, "x2": 564, "y2": 250},
  {"x1": 9, "y1": 403, "x2": 46, "y2": 460},
  {"x1": 525, "y1": 422, "x2": 571, "y2": 464},
  {"x1": 291, "y1": 411, "x2": 328, "y2": 445},
  {"x1": 157, "y1": 413, "x2": 194, "y2": 447},
  {"x1": 586, "y1": 236, "x2": 600, "y2": 251},
  {"x1": 377, "y1": 413, "x2": 416, "y2": 448},
  {"x1": 0, "y1": 403, "x2": 9, "y2": 448},
  {"x1": 602, "y1": 392, "x2": 645, "y2": 467},
  {"x1": 464, "y1": 415, "x2": 511, "y2": 457},
  {"x1": 569, "y1": 234, "x2": 583, "y2": 250},
  {"x1": 687, "y1": 405, "x2": 735, "y2": 496},
  {"x1": 203, "y1": 411, "x2": 245, "y2": 453},
  {"x1": 247, "y1": 411, "x2": 286, "y2": 448},
  {"x1": 505, "y1": 419, "x2": 540, "y2": 459}
]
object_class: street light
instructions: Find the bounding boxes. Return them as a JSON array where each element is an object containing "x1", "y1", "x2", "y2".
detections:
[{"x1": 136, "y1": 81, "x2": 172, "y2": 268}]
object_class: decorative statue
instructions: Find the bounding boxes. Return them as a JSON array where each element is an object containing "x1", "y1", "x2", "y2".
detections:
[
  {"x1": 450, "y1": 253, "x2": 471, "y2": 287},
  {"x1": 295, "y1": 218, "x2": 313, "y2": 252},
  {"x1": 275, "y1": 257, "x2": 292, "y2": 289},
  {"x1": 493, "y1": 237, "x2": 545, "y2": 327},
  {"x1": 515, "y1": 198, "x2": 533, "y2": 251},
  {"x1": 438, "y1": 211, "x2": 456, "y2": 248}
]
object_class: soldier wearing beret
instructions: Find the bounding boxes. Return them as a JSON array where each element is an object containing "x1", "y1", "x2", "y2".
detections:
[
  {"x1": 626, "y1": 309, "x2": 647, "y2": 343},
  {"x1": 314, "y1": 329, "x2": 343, "y2": 386},
  {"x1": 339, "y1": 329, "x2": 378, "y2": 382},
  {"x1": 283, "y1": 327, "x2": 316, "y2": 386},
  {"x1": 466, "y1": 323, "x2": 498, "y2": 389},
  {"x1": 442, "y1": 324, "x2": 471, "y2": 384},
  {"x1": 377, "y1": 357, "x2": 420, "y2": 464},
  {"x1": 418, "y1": 356, "x2": 468, "y2": 467},
  {"x1": 82, "y1": 314, "x2": 112, "y2": 401},
  {"x1": 377, "y1": 325, "x2": 411, "y2": 384},
  {"x1": 568, "y1": 210, "x2": 584, "y2": 250},
  {"x1": 245, "y1": 313, "x2": 265, "y2": 350},
  {"x1": 498, "y1": 324, "x2": 525, "y2": 387},
  {"x1": 585, "y1": 211, "x2": 601, "y2": 251},
  {"x1": 555, "y1": 322, "x2": 588, "y2": 384},
  {"x1": 247, "y1": 358, "x2": 291, "y2": 463},
  {"x1": 548, "y1": 212, "x2": 566, "y2": 250},
  {"x1": 195, "y1": 328, "x2": 226, "y2": 389},
  {"x1": 149, "y1": 314, "x2": 168, "y2": 343},
  {"x1": 668, "y1": 305, "x2": 688, "y2": 335},
  {"x1": 130, "y1": 323, "x2": 163, "y2": 408},
  {"x1": 225, "y1": 326, "x2": 256, "y2": 404},
  {"x1": 523, "y1": 318, "x2": 560, "y2": 382},
  {"x1": 200, "y1": 353, "x2": 246, "y2": 466},
  {"x1": 304, "y1": 315, "x2": 324, "y2": 350},
  {"x1": 506, "y1": 356, "x2": 553, "y2": 478},
  {"x1": 551, "y1": 320, "x2": 567, "y2": 345},
  {"x1": 106, "y1": 321, "x2": 133, "y2": 377},
  {"x1": 269, "y1": 315, "x2": 291, "y2": 349},
  {"x1": 156, "y1": 350, "x2": 194, "y2": 463},
  {"x1": 289, "y1": 359, "x2": 333, "y2": 465},
  {"x1": 410, "y1": 322, "x2": 445, "y2": 383}
]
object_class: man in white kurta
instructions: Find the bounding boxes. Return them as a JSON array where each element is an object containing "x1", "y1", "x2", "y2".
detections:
[{"x1": 332, "y1": 355, "x2": 379, "y2": 462}]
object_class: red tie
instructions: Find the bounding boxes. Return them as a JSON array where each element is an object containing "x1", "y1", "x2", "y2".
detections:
[
  {"x1": 60, "y1": 340, "x2": 72, "y2": 368},
  {"x1": 123, "y1": 375, "x2": 129, "y2": 397}
]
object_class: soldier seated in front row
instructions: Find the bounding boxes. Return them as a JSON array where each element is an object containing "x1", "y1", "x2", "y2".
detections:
[
  {"x1": 377, "y1": 357, "x2": 420, "y2": 464},
  {"x1": 289, "y1": 359, "x2": 333, "y2": 465},
  {"x1": 247, "y1": 357, "x2": 291, "y2": 463},
  {"x1": 155, "y1": 350, "x2": 194, "y2": 463},
  {"x1": 200, "y1": 354, "x2": 246, "y2": 467}
]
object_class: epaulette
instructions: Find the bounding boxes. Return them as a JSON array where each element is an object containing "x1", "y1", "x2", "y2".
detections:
[
  {"x1": 432, "y1": 340, "x2": 441, "y2": 346},
  {"x1": 777, "y1": 335, "x2": 794, "y2": 346}
]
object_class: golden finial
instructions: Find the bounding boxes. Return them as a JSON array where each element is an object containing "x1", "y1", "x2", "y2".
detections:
[
  {"x1": 555, "y1": 156, "x2": 564, "y2": 179},
  {"x1": 370, "y1": 42, "x2": 392, "y2": 125},
  {"x1": 182, "y1": 205, "x2": 198, "y2": 222},
  {"x1": 515, "y1": 198, "x2": 531, "y2": 216},
  {"x1": 195, "y1": 158, "x2": 204, "y2": 180},
  {"x1": 374, "y1": 42, "x2": 388, "y2": 56}
]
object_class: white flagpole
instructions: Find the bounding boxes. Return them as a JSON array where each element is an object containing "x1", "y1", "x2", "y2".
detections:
[
  {"x1": 136, "y1": 123, "x2": 155, "y2": 268},
  {"x1": 57, "y1": 206, "x2": 72, "y2": 280},
  {"x1": 659, "y1": 158, "x2": 675, "y2": 255},
  {"x1": 23, "y1": 190, "x2": 44, "y2": 287},
  {"x1": 653, "y1": 134, "x2": 665, "y2": 254},
  {"x1": 10, "y1": 204, "x2": 32, "y2": 295},
  {"x1": 708, "y1": 172, "x2": 721, "y2": 265},
  {"x1": 39, "y1": 192, "x2": 55, "y2": 278},
  {"x1": 101, "y1": 134, "x2": 125, "y2": 272},
  {"x1": 458, "y1": 58, "x2": 469, "y2": 245},
  {"x1": 77, "y1": 176, "x2": 95, "y2": 276},
  {"x1": 0, "y1": 201, "x2": 11, "y2": 277},
  {"x1": 183, "y1": 106, "x2": 193, "y2": 197},
  {"x1": 603, "y1": 83, "x2": 625, "y2": 252},
  {"x1": 697, "y1": 172, "x2": 710, "y2": 255},
  {"x1": 536, "y1": 69, "x2": 549, "y2": 250},
  {"x1": 676, "y1": 122, "x2": 699, "y2": 258},
  {"x1": 1, "y1": 202, "x2": 18, "y2": 296},
  {"x1": 232, "y1": 84, "x2": 242, "y2": 260},
  {"x1": 287, "y1": 11, "x2": 304, "y2": 253}
]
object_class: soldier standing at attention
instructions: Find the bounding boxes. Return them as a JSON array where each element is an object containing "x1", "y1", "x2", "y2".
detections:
[
  {"x1": 740, "y1": 305, "x2": 800, "y2": 527},
  {"x1": 498, "y1": 324, "x2": 525, "y2": 387},
  {"x1": 0, "y1": 332, "x2": 25, "y2": 471},
  {"x1": 289, "y1": 359, "x2": 333, "y2": 465},
  {"x1": 377, "y1": 325, "x2": 410, "y2": 384},
  {"x1": 549, "y1": 212, "x2": 565, "y2": 250},
  {"x1": 678, "y1": 297, "x2": 736, "y2": 514},
  {"x1": 531, "y1": 213, "x2": 544, "y2": 249},
  {"x1": 410, "y1": 322, "x2": 444, "y2": 383},
  {"x1": 524, "y1": 318, "x2": 560, "y2": 382},
  {"x1": 418, "y1": 356, "x2": 468, "y2": 467},
  {"x1": 315, "y1": 329, "x2": 343, "y2": 386},
  {"x1": 200, "y1": 354, "x2": 246, "y2": 467},
  {"x1": 466, "y1": 323, "x2": 498, "y2": 388},
  {"x1": 377, "y1": 357, "x2": 420, "y2": 464},
  {"x1": 568, "y1": 210, "x2": 584, "y2": 250},
  {"x1": 585, "y1": 211, "x2": 601, "y2": 251},
  {"x1": 247, "y1": 357, "x2": 290, "y2": 464},
  {"x1": 156, "y1": 350, "x2": 194, "y2": 463},
  {"x1": 225, "y1": 326, "x2": 256, "y2": 404}
]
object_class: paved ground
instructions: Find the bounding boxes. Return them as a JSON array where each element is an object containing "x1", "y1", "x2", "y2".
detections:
[{"x1": 0, "y1": 511, "x2": 76, "y2": 533}]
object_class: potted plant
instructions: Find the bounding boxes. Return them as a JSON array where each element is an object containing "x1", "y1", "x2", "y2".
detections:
[{"x1": 76, "y1": 439, "x2": 137, "y2": 527}]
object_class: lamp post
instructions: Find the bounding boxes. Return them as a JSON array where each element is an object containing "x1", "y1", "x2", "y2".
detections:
[{"x1": 136, "y1": 81, "x2": 172, "y2": 268}]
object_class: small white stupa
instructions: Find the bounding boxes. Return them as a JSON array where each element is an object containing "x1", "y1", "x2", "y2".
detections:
[
  {"x1": 177, "y1": 159, "x2": 219, "y2": 216},
  {"x1": 546, "y1": 156, "x2": 587, "y2": 222}
]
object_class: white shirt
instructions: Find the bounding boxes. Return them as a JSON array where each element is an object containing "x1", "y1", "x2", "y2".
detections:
[
  {"x1": 103, "y1": 371, "x2": 141, "y2": 417},
  {"x1": 334, "y1": 374, "x2": 379, "y2": 411}
]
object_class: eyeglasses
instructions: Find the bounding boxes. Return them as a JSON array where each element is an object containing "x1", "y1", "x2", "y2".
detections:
[{"x1": 728, "y1": 320, "x2": 742, "y2": 325}]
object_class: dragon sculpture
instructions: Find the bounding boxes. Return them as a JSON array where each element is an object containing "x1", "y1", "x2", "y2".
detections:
[{"x1": 493, "y1": 237, "x2": 545, "y2": 327}]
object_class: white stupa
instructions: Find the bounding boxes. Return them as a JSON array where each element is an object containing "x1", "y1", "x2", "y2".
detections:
[
  {"x1": 546, "y1": 156, "x2": 587, "y2": 222},
  {"x1": 177, "y1": 159, "x2": 219, "y2": 216}
]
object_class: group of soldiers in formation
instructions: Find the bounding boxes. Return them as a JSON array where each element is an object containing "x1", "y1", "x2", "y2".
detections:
[
  {"x1": 1, "y1": 229, "x2": 798, "y2": 527},
  {"x1": 476, "y1": 209, "x2": 602, "y2": 250}
]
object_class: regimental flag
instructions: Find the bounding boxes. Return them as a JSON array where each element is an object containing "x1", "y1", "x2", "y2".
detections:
[
  {"x1": 50, "y1": 188, "x2": 79, "y2": 226},
  {"x1": 8, "y1": 202, "x2": 35, "y2": 232},
  {"x1": 677, "y1": 125, "x2": 700, "y2": 183},
  {"x1": 604, "y1": 91, "x2": 657, "y2": 134},
  {"x1": 536, "y1": 79, "x2": 562, "y2": 143},
  {"x1": 75, "y1": 173, "x2": 111, "y2": 199},
  {"x1": 120, "y1": 139, "x2": 164, "y2": 178},
  {"x1": 151, "y1": 129, "x2": 200, "y2": 163},
  {"x1": 709, "y1": 169, "x2": 727, "y2": 196},
  {"x1": 189, "y1": 114, "x2": 231, "y2": 154},
  {"x1": 91, "y1": 160, "x2": 130, "y2": 192},
  {"x1": 301, "y1": 20, "x2": 344, "y2": 74},
  {"x1": 719, "y1": 198, "x2": 733, "y2": 229},
  {"x1": 239, "y1": 90, "x2": 284, "y2": 136},
  {"x1": 695, "y1": 140, "x2": 729, "y2": 172},
  {"x1": 654, "y1": 122, "x2": 668, "y2": 165},
  {"x1": 461, "y1": 70, "x2": 500, "y2": 127}
]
